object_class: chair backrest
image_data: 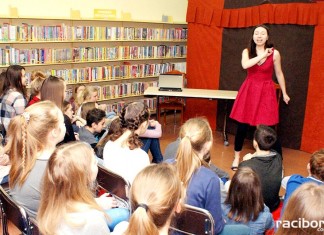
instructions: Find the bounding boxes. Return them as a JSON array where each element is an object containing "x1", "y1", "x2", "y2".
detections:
[
  {"x1": 170, "y1": 204, "x2": 214, "y2": 235},
  {"x1": 29, "y1": 217, "x2": 41, "y2": 235},
  {"x1": 0, "y1": 186, "x2": 33, "y2": 235},
  {"x1": 96, "y1": 165, "x2": 130, "y2": 201}
]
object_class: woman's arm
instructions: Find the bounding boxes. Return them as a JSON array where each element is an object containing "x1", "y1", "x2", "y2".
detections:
[
  {"x1": 241, "y1": 48, "x2": 273, "y2": 69},
  {"x1": 13, "y1": 94, "x2": 26, "y2": 115},
  {"x1": 273, "y1": 50, "x2": 290, "y2": 104}
]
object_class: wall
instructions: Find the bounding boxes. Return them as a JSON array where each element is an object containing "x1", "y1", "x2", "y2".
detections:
[{"x1": 0, "y1": 0, "x2": 187, "y2": 22}]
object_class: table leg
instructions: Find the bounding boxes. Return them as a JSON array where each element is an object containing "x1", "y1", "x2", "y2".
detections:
[{"x1": 223, "y1": 100, "x2": 229, "y2": 146}]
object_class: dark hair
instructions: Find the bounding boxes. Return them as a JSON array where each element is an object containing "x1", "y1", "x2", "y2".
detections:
[
  {"x1": 248, "y1": 24, "x2": 274, "y2": 58},
  {"x1": 86, "y1": 108, "x2": 106, "y2": 127},
  {"x1": 0, "y1": 71, "x2": 6, "y2": 96},
  {"x1": 254, "y1": 125, "x2": 277, "y2": 151},
  {"x1": 40, "y1": 76, "x2": 65, "y2": 110},
  {"x1": 62, "y1": 100, "x2": 71, "y2": 113},
  {"x1": 310, "y1": 149, "x2": 324, "y2": 181},
  {"x1": 94, "y1": 117, "x2": 121, "y2": 159},
  {"x1": 3, "y1": 65, "x2": 26, "y2": 97},
  {"x1": 119, "y1": 102, "x2": 150, "y2": 150},
  {"x1": 225, "y1": 167, "x2": 264, "y2": 223}
]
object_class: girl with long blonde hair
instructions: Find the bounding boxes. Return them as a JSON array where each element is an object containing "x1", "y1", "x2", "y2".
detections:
[
  {"x1": 7, "y1": 101, "x2": 66, "y2": 217},
  {"x1": 175, "y1": 117, "x2": 225, "y2": 234},
  {"x1": 123, "y1": 163, "x2": 182, "y2": 235},
  {"x1": 37, "y1": 142, "x2": 110, "y2": 235}
]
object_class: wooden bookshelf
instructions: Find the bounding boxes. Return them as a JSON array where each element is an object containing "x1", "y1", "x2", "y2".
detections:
[{"x1": 0, "y1": 17, "x2": 187, "y2": 112}]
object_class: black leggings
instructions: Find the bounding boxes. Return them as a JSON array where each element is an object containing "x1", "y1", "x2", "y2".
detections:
[{"x1": 234, "y1": 122, "x2": 282, "y2": 157}]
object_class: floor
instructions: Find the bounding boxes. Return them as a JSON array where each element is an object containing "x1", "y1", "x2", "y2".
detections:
[{"x1": 158, "y1": 113, "x2": 311, "y2": 188}]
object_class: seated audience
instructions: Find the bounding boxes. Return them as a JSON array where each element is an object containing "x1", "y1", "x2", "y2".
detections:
[
  {"x1": 27, "y1": 70, "x2": 46, "y2": 106},
  {"x1": 78, "y1": 108, "x2": 106, "y2": 148},
  {"x1": 37, "y1": 142, "x2": 112, "y2": 234},
  {"x1": 103, "y1": 101, "x2": 150, "y2": 184},
  {"x1": 174, "y1": 117, "x2": 225, "y2": 234},
  {"x1": 222, "y1": 167, "x2": 274, "y2": 234},
  {"x1": 6, "y1": 101, "x2": 66, "y2": 217},
  {"x1": 115, "y1": 163, "x2": 183, "y2": 235},
  {"x1": 276, "y1": 183, "x2": 324, "y2": 235},
  {"x1": 239, "y1": 125, "x2": 282, "y2": 212},
  {"x1": 76, "y1": 86, "x2": 106, "y2": 116}
]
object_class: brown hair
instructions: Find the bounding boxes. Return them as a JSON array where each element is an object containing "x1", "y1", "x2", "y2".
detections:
[
  {"x1": 29, "y1": 71, "x2": 46, "y2": 97},
  {"x1": 119, "y1": 102, "x2": 150, "y2": 150},
  {"x1": 40, "y1": 75, "x2": 65, "y2": 110},
  {"x1": 125, "y1": 163, "x2": 182, "y2": 235},
  {"x1": 175, "y1": 117, "x2": 211, "y2": 188},
  {"x1": 80, "y1": 102, "x2": 97, "y2": 120},
  {"x1": 309, "y1": 149, "x2": 324, "y2": 181},
  {"x1": 276, "y1": 183, "x2": 324, "y2": 235},
  {"x1": 6, "y1": 101, "x2": 62, "y2": 187},
  {"x1": 3, "y1": 65, "x2": 26, "y2": 97},
  {"x1": 37, "y1": 142, "x2": 104, "y2": 234},
  {"x1": 225, "y1": 167, "x2": 265, "y2": 223}
]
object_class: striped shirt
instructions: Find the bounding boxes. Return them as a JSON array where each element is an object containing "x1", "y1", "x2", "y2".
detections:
[{"x1": 0, "y1": 89, "x2": 27, "y2": 131}]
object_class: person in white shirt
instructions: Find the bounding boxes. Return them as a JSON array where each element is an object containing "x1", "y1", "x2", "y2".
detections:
[{"x1": 103, "y1": 102, "x2": 150, "y2": 184}]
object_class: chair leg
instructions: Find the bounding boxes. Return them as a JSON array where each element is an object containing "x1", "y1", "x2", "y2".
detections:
[
  {"x1": 163, "y1": 110, "x2": 167, "y2": 126},
  {"x1": 174, "y1": 110, "x2": 177, "y2": 125}
]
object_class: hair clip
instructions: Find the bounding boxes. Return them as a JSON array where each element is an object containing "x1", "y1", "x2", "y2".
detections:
[{"x1": 22, "y1": 112, "x2": 30, "y2": 123}]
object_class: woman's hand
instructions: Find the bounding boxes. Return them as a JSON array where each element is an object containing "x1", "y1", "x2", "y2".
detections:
[
  {"x1": 283, "y1": 93, "x2": 290, "y2": 104},
  {"x1": 263, "y1": 47, "x2": 273, "y2": 58}
]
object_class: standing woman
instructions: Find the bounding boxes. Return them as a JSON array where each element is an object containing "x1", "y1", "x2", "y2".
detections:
[
  {"x1": 41, "y1": 75, "x2": 76, "y2": 143},
  {"x1": 230, "y1": 25, "x2": 290, "y2": 170},
  {"x1": 174, "y1": 117, "x2": 225, "y2": 234},
  {"x1": 0, "y1": 65, "x2": 27, "y2": 133}
]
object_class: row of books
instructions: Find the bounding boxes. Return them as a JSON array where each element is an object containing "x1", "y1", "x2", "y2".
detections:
[
  {"x1": 0, "y1": 45, "x2": 187, "y2": 65},
  {"x1": 105, "y1": 98, "x2": 156, "y2": 115},
  {"x1": 0, "y1": 23, "x2": 188, "y2": 42},
  {"x1": 47, "y1": 62, "x2": 186, "y2": 84}
]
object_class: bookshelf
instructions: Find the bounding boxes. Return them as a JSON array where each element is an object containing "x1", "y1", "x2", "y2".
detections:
[{"x1": 0, "y1": 17, "x2": 187, "y2": 113}]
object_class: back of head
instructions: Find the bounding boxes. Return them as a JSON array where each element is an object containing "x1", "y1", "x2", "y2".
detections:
[
  {"x1": 120, "y1": 101, "x2": 150, "y2": 149},
  {"x1": 254, "y1": 125, "x2": 277, "y2": 151},
  {"x1": 175, "y1": 117, "x2": 212, "y2": 187},
  {"x1": 225, "y1": 167, "x2": 264, "y2": 223},
  {"x1": 30, "y1": 71, "x2": 46, "y2": 97},
  {"x1": 86, "y1": 108, "x2": 106, "y2": 127},
  {"x1": 7, "y1": 101, "x2": 62, "y2": 187},
  {"x1": 81, "y1": 101, "x2": 97, "y2": 120},
  {"x1": 309, "y1": 149, "x2": 324, "y2": 181},
  {"x1": 38, "y1": 142, "x2": 100, "y2": 234},
  {"x1": 0, "y1": 71, "x2": 6, "y2": 96},
  {"x1": 3, "y1": 65, "x2": 26, "y2": 96},
  {"x1": 40, "y1": 75, "x2": 65, "y2": 110},
  {"x1": 277, "y1": 183, "x2": 324, "y2": 235},
  {"x1": 126, "y1": 163, "x2": 182, "y2": 235}
]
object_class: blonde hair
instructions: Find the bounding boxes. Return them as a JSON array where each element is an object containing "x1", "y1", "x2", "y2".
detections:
[
  {"x1": 175, "y1": 117, "x2": 212, "y2": 188},
  {"x1": 125, "y1": 163, "x2": 182, "y2": 235},
  {"x1": 6, "y1": 101, "x2": 62, "y2": 187},
  {"x1": 30, "y1": 70, "x2": 46, "y2": 97},
  {"x1": 276, "y1": 183, "x2": 324, "y2": 235},
  {"x1": 76, "y1": 86, "x2": 98, "y2": 106},
  {"x1": 37, "y1": 142, "x2": 103, "y2": 235}
]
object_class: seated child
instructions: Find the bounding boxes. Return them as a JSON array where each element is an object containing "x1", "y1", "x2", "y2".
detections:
[
  {"x1": 78, "y1": 108, "x2": 106, "y2": 148},
  {"x1": 239, "y1": 125, "x2": 282, "y2": 212}
]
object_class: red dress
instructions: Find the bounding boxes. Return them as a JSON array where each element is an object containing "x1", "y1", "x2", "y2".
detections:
[{"x1": 230, "y1": 53, "x2": 278, "y2": 126}]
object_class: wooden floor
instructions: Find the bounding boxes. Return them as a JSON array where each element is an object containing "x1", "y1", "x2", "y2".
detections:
[{"x1": 158, "y1": 113, "x2": 311, "y2": 187}]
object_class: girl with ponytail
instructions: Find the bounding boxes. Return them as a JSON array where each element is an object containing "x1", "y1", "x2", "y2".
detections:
[
  {"x1": 174, "y1": 117, "x2": 225, "y2": 234},
  {"x1": 103, "y1": 101, "x2": 150, "y2": 184},
  {"x1": 6, "y1": 101, "x2": 66, "y2": 217},
  {"x1": 122, "y1": 163, "x2": 182, "y2": 235}
]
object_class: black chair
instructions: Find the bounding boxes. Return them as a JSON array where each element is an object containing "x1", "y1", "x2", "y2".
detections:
[
  {"x1": 29, "y1": 217, "x2": 41, "y2": 235},
  {"x1": 96, "y1": 165, "x2": 131, "y2": 209},
  {"x1": 0, "y1": 186, "x2": 34, "y2": 235},
  {"x1": 170, "y1": 204, "x2": 214, "y2": 235}
]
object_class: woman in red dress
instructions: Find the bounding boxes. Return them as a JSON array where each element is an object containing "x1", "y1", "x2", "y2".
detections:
[{"x1": 230, "y1": 25, "x2": 290, "y2": 171}]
